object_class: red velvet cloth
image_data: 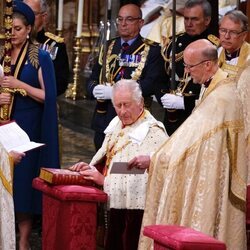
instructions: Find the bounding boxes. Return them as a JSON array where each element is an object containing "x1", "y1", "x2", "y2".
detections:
[
  {"x1": 32, "y1": 177, "x2": 107, "y2": 202},
  {"x1": 32, "y1": 178, "x2": 107, "y2": 250},
  {"x1": 143, "y1": 225, "x2": 226, "y2": 250}
]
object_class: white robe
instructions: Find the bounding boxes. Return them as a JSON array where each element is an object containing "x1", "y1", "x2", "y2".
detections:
[
  {"x1": 90, "y1": 110, "x2": 168, "y2": 210},
  {"x1": 0, "y1": 144, "x2": 15, "y2": 250},
  {"x1": 139, "y1": 66, "x2": 250, "y2": 250}
]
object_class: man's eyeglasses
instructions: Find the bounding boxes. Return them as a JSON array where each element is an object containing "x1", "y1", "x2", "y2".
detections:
[
  {"x1": 183, "y1": 59, "x2": 210, "y2": 70},
  {"x1": 219, "y1": 28, "x2": 245, "y2": 38},
  {"x1": 116, "y1": 16, "x2": 141, "y2": 25}
]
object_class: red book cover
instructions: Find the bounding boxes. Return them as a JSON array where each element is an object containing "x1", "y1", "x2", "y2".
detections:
[{"x1": 39, "y1": 168, "x2": 93, "y2": 186}]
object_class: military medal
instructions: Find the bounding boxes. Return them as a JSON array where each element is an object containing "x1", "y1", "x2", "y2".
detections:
[{"x1": 118, "y1": 53, "x2": 141, "y2": 67}]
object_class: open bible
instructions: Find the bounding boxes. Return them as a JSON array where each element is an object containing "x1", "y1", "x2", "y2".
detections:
[{"x1": 0, "y1": 121, "x2": 44, "y2": 153}]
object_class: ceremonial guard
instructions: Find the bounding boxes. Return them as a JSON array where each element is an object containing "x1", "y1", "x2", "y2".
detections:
[
  {"x1": 24, "y1": 0, "x2": 70, "y2": 96},
  {"x1": 36, "y1": 30, "x2": 69, "y2": 95},
  {"x1": 160, "y1": 0, "x2": 219, "y2": 135},
  {"x1": 88, "y1": 4, "x2": 166, "y2": 150}
]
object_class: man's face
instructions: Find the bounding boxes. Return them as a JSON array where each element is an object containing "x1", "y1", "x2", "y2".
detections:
[
  {"x1": 184, "y1": 5, "x2": 210, "y2": 36},
  {"x1": 183, "y1": 50, "x2": 208, "y2": 84},
  {"x1": 24, "y1": 0, "x2": 47, "y2": 32},
  {"x1": 117, "y1": 5, "x2": 144, "y2": 41},
  {"x1": 113, "y1": 88, "x2": 143, "y2": 126},
  {"x1": 219, "y1": 16, "x2": 247, "y2": 54}
]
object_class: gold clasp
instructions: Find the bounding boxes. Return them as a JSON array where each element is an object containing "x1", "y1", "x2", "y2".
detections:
[
  {"x1": 0, "y1": 87, "x2": 27, "y2": 96},
  {"x1": 0, "y1": 87, "x2": 27, "y2": 122}
]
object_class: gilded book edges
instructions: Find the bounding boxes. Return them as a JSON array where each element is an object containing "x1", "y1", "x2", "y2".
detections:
[{"x1": 39, "y1": 168, "x2": 92, "y2": 185}]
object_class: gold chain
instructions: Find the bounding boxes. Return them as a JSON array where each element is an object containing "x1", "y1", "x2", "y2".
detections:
[{"x1": 104, "y1": 130, "x2": 131, "y2": 175}]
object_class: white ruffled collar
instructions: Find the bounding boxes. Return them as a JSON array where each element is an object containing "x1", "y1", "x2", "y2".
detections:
[{"x1": 104, "y1": 110, "x2": 165, "y2": 145}]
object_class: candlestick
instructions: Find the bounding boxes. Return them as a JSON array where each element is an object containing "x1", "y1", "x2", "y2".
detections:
[
  {"x1": 65, "y1": 37, "x2": 85, "y2": 100},
  {"x1": 57, "y1": 0, "x2": 63, "y2": 31},
  {"x1": 76, "y1": 0, "x2": 84, "y2": 37}
]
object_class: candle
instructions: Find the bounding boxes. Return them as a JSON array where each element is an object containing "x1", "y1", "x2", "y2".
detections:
[
  {"x1": 76, "y1": 0, "x2": 84, "y2": 37},
  {"x1": 57, "y1": 0, "x2": 63, "y2": 30}
]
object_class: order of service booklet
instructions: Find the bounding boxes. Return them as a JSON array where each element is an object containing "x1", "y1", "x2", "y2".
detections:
[
  {"x1": 110, "y1": 162, "x2": 146, "y2": 174},
  {"x1": 0, "y1": 121, "x2": 44, "y2": 153}
]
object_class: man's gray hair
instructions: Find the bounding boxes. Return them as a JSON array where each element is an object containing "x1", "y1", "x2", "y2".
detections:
[
  {"x1": 221, "y1": 10, "x2": 249, "y2": 32},
  {"x1": 111, "y1": 79, "x2": 143, "y2": 105},
  {"x1": 185, "y1": 0, "x2": 211, "y2": 18},
  {"x1": 40, "y1": 0, "x2": 48, "y2": 13}
]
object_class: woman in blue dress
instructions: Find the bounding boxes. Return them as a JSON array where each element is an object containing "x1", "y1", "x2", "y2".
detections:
[{"x1": 0, "y1": 2, "x2": 59, "y2": 249}]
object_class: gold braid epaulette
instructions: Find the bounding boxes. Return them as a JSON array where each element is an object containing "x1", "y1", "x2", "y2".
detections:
[
  {"x1": 142, "y1": 38, "x2": 158, "y2": 46},
  {"x1": 45, "y1": 32, "x2": 64, "y2": 43},
  {"x1": 207, "y1": 34, "x2": 220, "y2": 47}
]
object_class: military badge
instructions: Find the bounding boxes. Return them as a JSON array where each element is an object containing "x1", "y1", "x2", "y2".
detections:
[
  {"x1": 39, "y1": 42, "x2": 58, "y2": 60},
  {"x1": 118, "y1": 53, "x2": 142, "y2": 67}
]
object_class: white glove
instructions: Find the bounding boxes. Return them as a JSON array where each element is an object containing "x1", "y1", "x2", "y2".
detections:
[
  {"x1": 93, "y1": 84, "x2": 113, "y2": 100},
  {"x1": 161, "y1": 93, "x2": 184, "y2": 109}
]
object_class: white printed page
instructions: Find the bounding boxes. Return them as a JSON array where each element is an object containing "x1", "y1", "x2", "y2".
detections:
[
  {"x1": 11, "y1": 142, "x2": 45, "y2": 153},
  {"x1": 0, "y1": 121, "x2": 44, "y2": 152}
]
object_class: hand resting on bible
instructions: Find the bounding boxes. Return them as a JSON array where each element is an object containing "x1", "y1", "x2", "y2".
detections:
[{"x1": 69, "y1": 162, "x2": 105, "y2": 186}]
